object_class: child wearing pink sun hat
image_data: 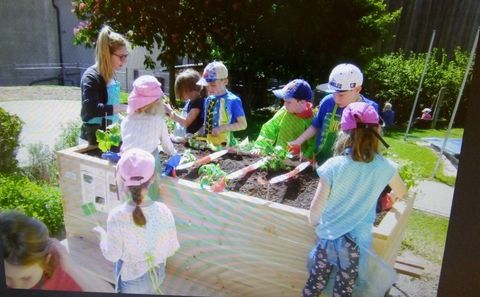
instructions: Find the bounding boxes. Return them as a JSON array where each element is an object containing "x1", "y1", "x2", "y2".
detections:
[
  {"x1": 120, "y1": 75, "x2": 178, "y2": 199},
  {"x1": 93, "y1": 148, "x2": 179, "y2": 294},
  {"x1": 302, "y1": 102, "x2": 407, "y2": 297}
]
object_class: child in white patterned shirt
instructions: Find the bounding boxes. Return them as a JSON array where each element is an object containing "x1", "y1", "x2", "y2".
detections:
[
  {"x1": 93, "y1": 148, "x2": 179, "y2": 294},
  {"x1": 120, "y1": 75, "x2": 177, "y2": 199}
]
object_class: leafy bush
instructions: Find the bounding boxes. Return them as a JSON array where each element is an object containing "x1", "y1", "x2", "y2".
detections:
[
  {"x1": 0, "y1": 107, "x2": 23, "y2": 173},
  {"x1": 54, "y1": 120, "x2": 81, "y2": 151},
  {"x1": 0, "y1": 174, "x2": 64, "y2": 236},
  {"x1": 364, "y1": 48, "x2": 469, "y2": 124},
  {"x1": 21, "y1": 143, "x2": 58, "y2": 185}
]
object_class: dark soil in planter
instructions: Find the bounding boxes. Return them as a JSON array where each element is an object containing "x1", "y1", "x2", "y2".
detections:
[
  {"x1": 171, "y1": 150, "x2": 319, "y2": 209},
  {"x1": 80, "y1": 143, "x2": 385, "y2": 226}
]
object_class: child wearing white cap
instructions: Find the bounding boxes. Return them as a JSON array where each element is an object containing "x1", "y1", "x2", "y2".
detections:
[
  {"x1": 93, "y1": 148, "x2": 179, "y2": 294},
  {"x1": 197, "y1": 61, "x2": 247, "y2": 146},
  {"x1": 302, "y1": 102, "x2": 406, "y2": 297},
  {"x1": 120, "y1": 75, "x2": 178, "y2": 199},
  {"x1": 290, "y1": 63, "x2": 379, "y2": 164}
]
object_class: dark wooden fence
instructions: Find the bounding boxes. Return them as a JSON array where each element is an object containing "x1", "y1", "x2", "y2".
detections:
[{"x1": 385, "y1": 0, "x2": 480, "y2": 54}]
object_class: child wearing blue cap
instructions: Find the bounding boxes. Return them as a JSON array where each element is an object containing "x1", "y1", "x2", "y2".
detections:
[
  {"x1": 254, "y1": 79, "x2": 316, "y2": 158},
  {"x1": 290, "y1": 64, "x2": 379, "y2": 164},
  {"x1": 197, "y1": 61, "x2": 247, "y2": 146}
]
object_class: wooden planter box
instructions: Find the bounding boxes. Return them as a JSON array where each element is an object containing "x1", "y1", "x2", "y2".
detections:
[{"x1": 57, "y1": 144, "x2": 414, "y2": 296}]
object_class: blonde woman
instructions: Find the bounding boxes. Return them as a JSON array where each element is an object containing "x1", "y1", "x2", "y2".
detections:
[{"x1": 80, "y1": 26, "x2": 129, "y2": 145}]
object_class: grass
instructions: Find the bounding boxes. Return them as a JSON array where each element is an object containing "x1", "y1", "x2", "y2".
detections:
[
  {"x1": 401, "y1": 209, "x2": 449, "y2": 265},
  {"x1": 383, "y1": 126, "x2": 462, "y2": 187},
  {"x1": 383, "y1": 126, "x2": 461, "y2": 265}
]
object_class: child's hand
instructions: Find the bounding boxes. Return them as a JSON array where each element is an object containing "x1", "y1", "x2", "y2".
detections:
[
  {"x1": 164, "y1": 103, "x2": 173, "y2": 116},
  {"x1": 212, "y1": 127, "x2": 221, "y2": 136},
  {"x1": 287, "y1": 142, "x2": 301, "y2": 155},
  {"x1": 92, "y1": 226, "x2": 107, "y2": 240},
  {"x1": 113, "y1": 104, "x2": 128, "y2": 113}
]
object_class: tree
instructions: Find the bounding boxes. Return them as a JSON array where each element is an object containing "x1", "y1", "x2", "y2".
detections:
[
  {"x1": 73, "y1": 0, "x2": 399, "y2": 113},
  {"x1": 363, "y1": 48, "x2": 470, "y2": 124},
  {"x1": 72, "y1": 0, "x2": 212, "y2": 106}
]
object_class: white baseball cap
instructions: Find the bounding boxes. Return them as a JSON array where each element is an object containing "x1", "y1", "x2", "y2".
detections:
[
  {"x1": 317, "y1": 63, "x2": 363, "y2": 93},
  {"x1": 196, "y1": 61, "x2": 228, "y2": 86}
]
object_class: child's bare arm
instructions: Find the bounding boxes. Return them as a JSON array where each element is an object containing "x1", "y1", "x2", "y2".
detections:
[
  {"x1": 388, "y1": 171, "x2": 407, "y2": 200},
  {"x1": 224, "y1": 116, "x2": 248, "y2": 132},
  {"x1": 171, "y1": 108, "x2": 201, "y2": 128},
  {"x1": 291, "y1": 125, "x2": 318, "y2": 146},
  {"x1": 212, "y1": 116, "x2": 248, "y2": 135},
  {"x1": 308, "y1": 177, "x2": 331, "y2": 226}
]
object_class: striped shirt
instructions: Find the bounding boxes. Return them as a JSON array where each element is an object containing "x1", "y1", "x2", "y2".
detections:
[{"x1": 315, "y1": 154, "x2": 397, "y2": 241}]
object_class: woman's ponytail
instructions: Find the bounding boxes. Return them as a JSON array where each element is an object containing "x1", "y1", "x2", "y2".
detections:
[{"x1": 95, "y1": 26, "x2": 128, "y2": 82}]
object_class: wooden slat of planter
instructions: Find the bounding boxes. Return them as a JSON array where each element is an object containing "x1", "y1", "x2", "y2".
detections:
[
  {"x1": 372, "y1": 197, "x2": 415, "y2": 264},
  {"x1": 160, "y1": 178, "x2": 313, "y2": 296},
  {"x1": 56, "y1": 145, "x2": 414, "y2": 297},
  {"x1": 61, "y1": 236, "x2": 231, "y2": 296},
  {"x1": 394, "y1": 262, "x2": 424, "y2": 278}
]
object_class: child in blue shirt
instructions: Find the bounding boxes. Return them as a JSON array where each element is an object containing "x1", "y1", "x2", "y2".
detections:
[
  {"x1": 302, "y1": 102, "x2": 406, "y2": 297},
  {"x1": 197, "y1": 61, "x2": 247, "y2": 146},
  {"x1": 290, "y1": 63, "x2": 379, "y2": 165}
]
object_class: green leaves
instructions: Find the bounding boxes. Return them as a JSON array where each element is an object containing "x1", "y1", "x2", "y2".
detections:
[
  {"x1": 0, "y1": 174, "x2": 64, "y2": 236},
  {"x1": 95, "y1": 123, "x2": 121, "y2": 153},
  {"x1": 0, "y1": 107, "x2": 23, "y2": 173},
  {"x1": 198, "y1": 164, "x2": 227, "y2": 189},
  {"x1": 364, "y1": 47, "x2": 470, "y2": 124},
  {"x1": 181, "y1": 149, "x2": 196, "y2": 164},
  {"x1": 256, "y1": 139, "x2": 292, "y2": 171}
]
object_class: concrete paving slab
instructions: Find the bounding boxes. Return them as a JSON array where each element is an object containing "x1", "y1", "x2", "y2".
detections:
[{"x1": 413, "y1": 180, "x2": 454, "y2": 218}]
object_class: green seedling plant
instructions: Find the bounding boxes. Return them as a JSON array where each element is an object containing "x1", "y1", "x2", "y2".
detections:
[
  {"x1": 95, "y1": 123, "x2": 121, "y2": 153},
  {"x1": 198, "y1": 163, "x2": 227, "y2": 192},
  {"x1": 181, "y1": 149, "x2": 197, "y2": 164},
  {"x1": 233, "y1": 137, "x2": 256, "y2": 153},
  {"x1": 257, "y1": 139, "x2": 292, "y2": 171}
]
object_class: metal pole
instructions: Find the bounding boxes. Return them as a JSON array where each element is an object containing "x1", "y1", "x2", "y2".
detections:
[
  {"x1": 431, "y1": 87, "x2": 445, "y2": 129},
  {"x1": 404, "y1": 30, "x2": 436, "y2": 141},
  {"x1": 432, "y1": 26, "x2": 480, "y2": 177}
]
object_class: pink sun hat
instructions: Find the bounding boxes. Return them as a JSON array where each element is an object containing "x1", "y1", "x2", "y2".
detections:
[
  {"x1": 127, "y1": 75, "x2": 163, "y2": 114},
  {"x1": 341, "y1": 102, "x2": 380, "y2": 131},
  {"x1": 117, "y1": 148, "x2": 155, "y2": 187}
]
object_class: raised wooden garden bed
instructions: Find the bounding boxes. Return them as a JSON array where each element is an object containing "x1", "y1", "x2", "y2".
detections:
[{"x1": 56, "y1": 144, "x2": 414, "y2": 296}]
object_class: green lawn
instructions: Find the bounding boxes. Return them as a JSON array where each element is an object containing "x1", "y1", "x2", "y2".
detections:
[
  {"x1": 383, "y1": 127, "x2": 462, "y2": 187},
  {"x1": 401, "y1": 209, "x2": 449, "y2": 264}
]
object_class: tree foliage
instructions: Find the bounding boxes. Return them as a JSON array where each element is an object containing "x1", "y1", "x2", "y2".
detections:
[
  {"x1": 72, "y1": 0, "x2": 399, "y2": 112},
  {"x1": 0, "y1": 107, "x2": 23, "y2": 173},
  {"x1": 364, "y1": 48, "x2": 470, "y2": 124}
]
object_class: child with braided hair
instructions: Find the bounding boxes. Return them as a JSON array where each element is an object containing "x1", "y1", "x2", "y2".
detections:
[{"x1": 93, "y1": 148, "x2": 179, "y2": 294}]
